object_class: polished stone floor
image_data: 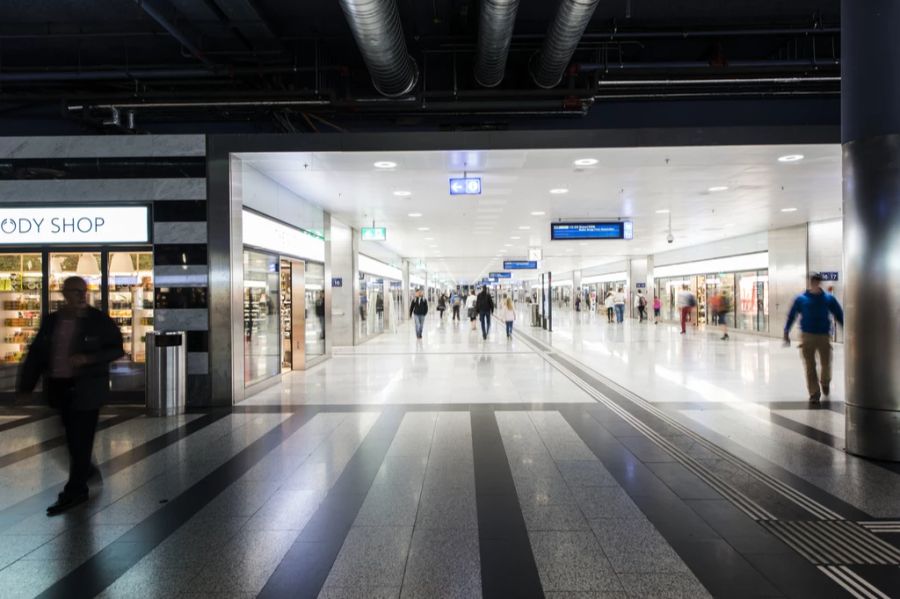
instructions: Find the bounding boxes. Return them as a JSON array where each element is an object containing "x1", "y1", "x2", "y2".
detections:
[{"x1": 0, "y1": 312, "x2": 898, "y2": 598}]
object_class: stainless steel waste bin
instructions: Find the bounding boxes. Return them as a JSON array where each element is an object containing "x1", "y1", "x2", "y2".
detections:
[
  {"x1": 146, "y1": 331, "x2": 186, "y2": 416},
  {"x1": 531, "y1": 304, "x2": 541, "y2": 327}
]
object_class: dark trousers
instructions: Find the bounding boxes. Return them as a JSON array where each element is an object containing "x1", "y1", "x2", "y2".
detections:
[
  {"x1": 50, "y1": 379, "x2": 100, "y2": 496},
  {"x1": 452, "y1": 305, "x2": 460, "y2": 320},
  {"x1": 505, "y1": 321, "x2": 513, "y2": 337},
  {"x1": 479, "y1": 312, "x2": 491, "y2": 338},
  {"x1": 638, "y1": 306, "x2": 646, "y2": 321}
]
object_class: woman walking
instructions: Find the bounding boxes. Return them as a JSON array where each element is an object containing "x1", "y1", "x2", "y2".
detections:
[
  {"x1": 437, "y1": 293, "x2": 447, "y2": 320},
  {"x1": 604, "y1": 291, "x2": 615, "y2": 323},
  {"x1": 465, "y1": 289, "x2": 478, "y2": 331}
]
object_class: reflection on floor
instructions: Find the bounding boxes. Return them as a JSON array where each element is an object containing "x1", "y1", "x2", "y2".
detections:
[{"x1": 0, "y1": 314, "x2": 898, "y2": 599}]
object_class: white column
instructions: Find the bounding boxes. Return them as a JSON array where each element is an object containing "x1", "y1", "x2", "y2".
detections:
[{"x1": 326, "y1": 217, "x2": 355, "y2": 348}]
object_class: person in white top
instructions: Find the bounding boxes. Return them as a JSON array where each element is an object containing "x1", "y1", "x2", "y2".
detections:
[
  {"x1": 634, "y1": 290, "x2": 648, "y2": 322},
  {"x1": 613, "y1": 288, "x2": 627, "y2": 323},
  {"x1": 465, "y1": 289, "x2": 478, "y2": 331},
  {"x1": 500, "y1": 295, "x2": 516, "y2": 339},
  {"x1": 604, "y1": 291, "x2": 615, "y2": 323}
]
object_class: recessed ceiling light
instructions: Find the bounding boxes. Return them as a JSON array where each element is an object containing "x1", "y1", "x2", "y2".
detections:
[
  {"x1": 781, "y1": 207, "x2": 798, "y2": 213},
  {"x1": 374, "y1": 161, "x2": 397, "y2": 169},
  {"x1": 655, "y1": 209, "x2": 670, "y2": 214},
  {"x1": 407, "y1": 212, "x2": 422, "y2": 217},
  {"x1": 393, "y1": 190, "x2": 411, "y2": 197},
  {"x1": 424, "y1": 237, "x2": 433, "y2": 240},
  {"x1": 504, "y1": 244, "x2": 513, "y2": 247},
  {"x1": 574, "y1": 158, "x2": 598, "y2": 167},
  {"x1": 549, "y1": 188, "x2": 568, "y2": 195},
  {"x1": 531, "y1": 211, "x2": 546, "y2": 216},
  {"x1": 510, "y1": 236, "x2": 521, "y2": 240},
  {"x1": 708, "y1": 186, "x2": 729, "y2": 192},
  {"x1": 518, "y1": 226, "x2": 531, "y2": 230},
  {"x1": 778, "y1": 154, "x2": 805, "y2": 163},
  {"x1": 418, "y1": 227, "x2": 430, "y2": 231}
]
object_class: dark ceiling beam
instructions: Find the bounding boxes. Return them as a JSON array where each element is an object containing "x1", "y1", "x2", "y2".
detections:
[
  {"x1": 133, "y1": 0, "x2": 215, "y2": 66},
  {"x1": 210, "y1": 0, "x2": 282, "y2": 49}
]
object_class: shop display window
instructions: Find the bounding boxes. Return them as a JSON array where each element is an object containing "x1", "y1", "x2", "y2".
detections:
[
  {"x1": 243, "y1": 251, "x2": 280, "y2": 385},
  {"x1": 0, "y1": 253, "x2": 42, "y2": 390},
  {"x1": 108, "y1": 252, "x2": 154, "y2": 392},
  {"x1": 305, "y1": 262, "x2": 325, "y2": 358},
  {"x1": 49, "y1": 252, "x2": 102, "y2": 310}
]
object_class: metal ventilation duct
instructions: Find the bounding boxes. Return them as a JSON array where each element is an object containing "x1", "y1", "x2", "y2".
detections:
[
  {"x1": 337, "y1": 0, "x2": 418, "y2": 97},
  {"x1": 474, "y1": 0, "x2": 521, "y2": 87},
  {"x1": 531, "y1": 0, "x2": 601, "y2": 89}
]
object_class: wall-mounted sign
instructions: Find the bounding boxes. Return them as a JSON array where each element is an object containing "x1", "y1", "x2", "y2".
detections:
[
  {"x1": 503, "y1": 260, "x2": 538, "y2": 270},
  {"x1": 490, "y1": 272, "x2": 512, "y2": 279},
  {"x1": 361, "y1": 227, "x2": 387, "y2": 241},
  {"x1": 332, "y1": 277, "x2": 343, "y2": 288},
  {"x1": 243, "y1": 210, "x2": 325, "y2": 262},
  {"x1": 636, "y1": 282, "x2": 647, "y2": 289},
  {"x1": 449, "y1": 177, "x2": 482, "y2": 195},
  {"x1": 550, "y1": 221, "x2": 633, "y2": 241},
  {"x1": 0, "y1": 206, "x2": 149, "y2": 245},
  {"x1": 819, "y1": 271, "x2": 839, "y2": 282}
]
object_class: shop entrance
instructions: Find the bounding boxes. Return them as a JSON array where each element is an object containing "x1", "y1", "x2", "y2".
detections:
[{"x1": 0, "y1": 247, "x2": 153, "y2": 403}]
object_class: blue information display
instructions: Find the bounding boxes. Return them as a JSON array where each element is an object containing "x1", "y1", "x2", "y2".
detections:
[
  {"x1": 489, "y1": 272, "x2": 512, "y2": 279},
  {"x1": 819, "y1": 271, "x2": 839, "y2": 281},
  {"x1": 550, "y1": 221, "x2": 633, "y2": 240},
  {"x1": 503, "y1": 260, "x2": 538, "y2": 270}
]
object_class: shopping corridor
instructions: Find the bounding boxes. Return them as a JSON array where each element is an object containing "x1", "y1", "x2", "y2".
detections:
[{"x1": 0, "y1": 316, "x2": 898, "y2": 599}]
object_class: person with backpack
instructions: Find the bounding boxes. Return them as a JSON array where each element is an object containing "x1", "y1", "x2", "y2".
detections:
[
  {"x1": 709, "y1": 291, "x2": 730, "y2": 340},
  {"x1": 784, "y1": 272, "x2": 844, "y2": 403},
  {"x1": 475, "y1": 286, "x2": 495, "y2": 340},
  {"x1": 604, "y1": 291, "x2": 615, "y2": 323},
  {"x1": 635, "y1": 289, "x2": 648, "y2": 322},
  {"x1": 500, "y1": 295, "x2": 516, "y2": 339}
]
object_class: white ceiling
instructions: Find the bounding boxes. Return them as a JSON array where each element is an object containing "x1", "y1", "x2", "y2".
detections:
[{"x1": 237, "y1": 144, "x2": 841, "y2": 283}]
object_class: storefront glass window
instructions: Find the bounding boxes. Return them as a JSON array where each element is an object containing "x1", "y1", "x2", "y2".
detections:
[
  {"x1": 108, "y1": 252, "x2": 153, "y2": 392},
  {"x1": 49, "y1": 253, "x2": 102, "y2": 311},
  {"x1": 305, "y1": 262, "x2": 325, "y2": 358},
  {"x1": 243, "y1": 251, "x2": 280, "y2": 385},
  {"x1": 737, "y1": 270, "x2": 769, "y2": 332},
  {"x1": 0, "y1": 254, "x2": 42, "y2": 391}
]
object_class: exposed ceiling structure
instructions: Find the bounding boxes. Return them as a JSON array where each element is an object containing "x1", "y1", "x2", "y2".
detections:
[
  {"x1": 238, "y1": 144, "x2": 841, "y2": 283},
  {"x1": 0, "y1": 0, "x2": 840, "y2": 132}
]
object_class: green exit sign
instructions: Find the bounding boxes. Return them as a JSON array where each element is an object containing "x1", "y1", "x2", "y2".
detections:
[{"x1": 361, "y1": 227, "x2": 387, "y2": 241}]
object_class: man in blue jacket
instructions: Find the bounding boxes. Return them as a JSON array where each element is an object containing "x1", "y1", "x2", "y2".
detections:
[{"x1": 784, "y1": 272, "x2": 844, "y2": 402}]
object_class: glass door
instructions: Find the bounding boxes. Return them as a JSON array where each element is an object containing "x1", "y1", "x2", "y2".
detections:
[
  {"x1": 305, "y1": 262, "x2": 325, "y2": 359},
  {"x1": 0, "y1": 253, "x2": 42, "y2": 391},
  {"x1": 280, "y1": 259, "x2": 293, "y2": 372}
]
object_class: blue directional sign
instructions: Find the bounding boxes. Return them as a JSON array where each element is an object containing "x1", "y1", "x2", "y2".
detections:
[
  {"x1": 819, "y1": 271, "x2": 839, "y2": 281},
  {"x1": 503, "y1": 260, "x2": 538, "y2": 270},
  {"x1": 449, "y1": 177, "x2": 482, "y2": 195},
  {"x1": 550, "y1": 221, "x2": 633, "y2": 240},
  {"x1": 490, "y1": 272, "x2": 512, "y2": 279}
]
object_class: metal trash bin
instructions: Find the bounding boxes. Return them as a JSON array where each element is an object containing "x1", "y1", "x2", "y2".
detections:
[
  {"x1": 145, "y1": 331, "x2": 187, "y2": 416},
  {"x1": 531, "y1": 304, "x2": 541, "y2": 327}
]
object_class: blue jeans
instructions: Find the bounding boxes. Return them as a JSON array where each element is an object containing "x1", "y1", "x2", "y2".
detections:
[
  {"x1": 505, "y1": 321, "x2": 513, "y2": 337},
  {"x1": 479, "y1": 312, "x2": 491, "y2": 338},
  {"x1": 414, "y1": 314, "x2": 425, "y2": 337},
  {"x1": 615, "y1": 304, "x2": 624, "y2": 323}
]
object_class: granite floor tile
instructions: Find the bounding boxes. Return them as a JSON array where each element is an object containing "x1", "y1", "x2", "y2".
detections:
[
  {"x1": 556, "y1": 460, "x2": 619, "y2": 488},
  {"x1": 617, "y1": 572, "x2": 712, "y2": 599},
  {"x1": 415, "y1": 488, "x2": 478, "y2": 529},
  {"x1": 400, "y1": 527, "x2": 482, "y2": 599},
  {"x1": 521, "y1": 502, "x2": 591, "y2": 531},
  {"x1": 325, "y1": 526, "x2": 414, "y2": 589},
  {"x1": 588, "y1": 518, "x2": 672, "y2": 554},
  {"x1": 318, "y1": 586, "x2": 401, "y2": 599},
  {"x1": 571, "y1": 486, "x2": 644, "y2": 519},
  {"x1": 529, "y1": 531, "x2": 624, "y2": 593}
]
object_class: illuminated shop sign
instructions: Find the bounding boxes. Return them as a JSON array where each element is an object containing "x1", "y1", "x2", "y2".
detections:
[
  {"x1": 550, "y1": 221, "x2": 633, "y2": 240},
  {"x1": 0, "y1": 206, "x2": 149, "y2": 245},
  {"x1": 503, "y1": 260, "x2": 538, "y2": 269},
  {"x1": 490, "y1": 272, "x2": 512, "y2": 279}
]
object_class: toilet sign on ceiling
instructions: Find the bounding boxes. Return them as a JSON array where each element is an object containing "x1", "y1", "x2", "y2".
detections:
[{"x1": 0, "y1": 206, "x2": 149, "y2": 245}]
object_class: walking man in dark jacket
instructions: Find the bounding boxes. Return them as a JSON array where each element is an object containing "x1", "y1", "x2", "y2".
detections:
[
  {"x1": 409, "y1": 289, "x2": 428, "y2": 339},
  {"x1": 18, "y1": 276, "x2": 124, "y2": 515},
  {"x1": 784, "y1": 272, "x2": 844, "y2": 403},
  {"x1": 476, "y1": 287, "x2": 495, "y2": 340}
]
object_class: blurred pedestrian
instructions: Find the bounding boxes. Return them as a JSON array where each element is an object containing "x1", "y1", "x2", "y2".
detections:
[
  {"x1": 500, "y1": 295, "x2": 516, "y2": 339},
  {"x1": 613, "y1": 287, "x2": 626, "y2": 323},
  {"x1": 476, "y1": 286, "x2": 495, "y2": 340},
  {"x1": 18, "y1": 276, "x2": 124, "y2": 515},
  {"x1": 409, "y1": 288, "x2": 429, "y2": 339}
]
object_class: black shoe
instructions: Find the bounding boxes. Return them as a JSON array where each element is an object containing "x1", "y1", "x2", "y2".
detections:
[
  {"x1": 88, "y1": 465, "x2": 103, "y2": 485},
  {"x1": 809, "y1": 391, "x2": 822, "y2": 403},
  {"x1": 47, "y1": 492, "x2": 88, "y2": 516}
]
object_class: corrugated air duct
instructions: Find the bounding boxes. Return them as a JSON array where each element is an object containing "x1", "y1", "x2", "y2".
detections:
[
  {"x1": 337, "y1": 0, "x2": 418, "y2": 97},
  {"x1": 474, "y1": 0, "x2": 521, "y2": 87},
  {"x1": 530, "y1": 0, "x2": 601, "y2": 89}
]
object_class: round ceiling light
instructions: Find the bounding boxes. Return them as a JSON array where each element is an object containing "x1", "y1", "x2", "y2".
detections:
[
  {"x1": 708, "y1": 186, "x2": 729, "y2": 193},
  {"x1": 655, "y1": 209, "x2": 670, "y2": 214},
  {"x1": 778, "y1": 154, "x2": 805, "y2": 163},
  {"x1": 781, "y1": 207, "x2": 798, "y2": 213},
  {"x1": 574, "y1": 158, "x2": 598, "y2": 167},
  {"x1": 549, "y1": 188, "x2": 569, "y2": 195},
  {"x1": 407, "y1": 212, "x2": 422, "y2": 217},
  {"x1": 374, "y1": 161, "x2": 397, "y2": 169},
  {"x1": 531, "y1": 211, "x2": 546, "y2": 216},
  {"x1": 518, "y1": 226, "x2": 531, "y2": 230},
  {"x1": 393, "y1": 190, "x2": 411, "y2": 197},
  {"x1": 417, "y1": 226, "x2": 430, "y2": 231}
]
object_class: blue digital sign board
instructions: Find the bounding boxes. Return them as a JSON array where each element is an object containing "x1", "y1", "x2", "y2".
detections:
[
  {"x1": 489, "y1": 272, "x2": 512, "y2": 279},
  {"x1": 503, "y1": 260, "x2": 538, "y2": 270},
  {"x1": 550, "y1": 221, "x2": 633, "y2": 240},
  {"x1": 449, "y1": 177, "x2": 482, "y2": 195}
]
